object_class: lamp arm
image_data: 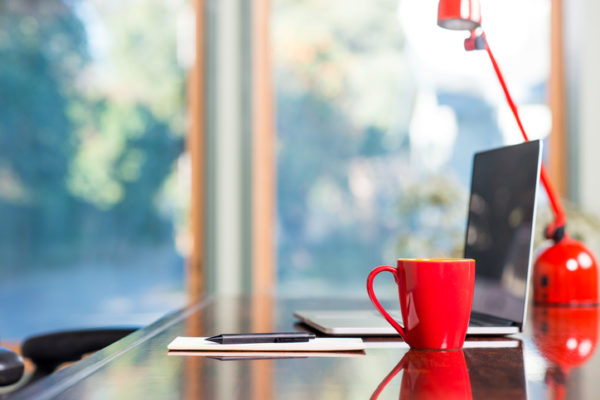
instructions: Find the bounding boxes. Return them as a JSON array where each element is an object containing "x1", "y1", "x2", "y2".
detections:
[{"x1": 480, "y1": 32, "x2": 567, "y2": 240}]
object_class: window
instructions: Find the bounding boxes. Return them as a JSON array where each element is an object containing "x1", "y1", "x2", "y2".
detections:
[
  {"x1": 274, "y1": 0, "x2": 551, "y2": 294},
  {"x1": 0, "y1": 0, "x2": 192, "y2": 340}
]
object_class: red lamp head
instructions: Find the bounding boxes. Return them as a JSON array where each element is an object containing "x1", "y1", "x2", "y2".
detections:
[
  {"x1": 534, "y1": 237, "x2": 599, "y2": 306},
  {"x1": 437, "y1": 0, "x2": 482, "y2": 31}
]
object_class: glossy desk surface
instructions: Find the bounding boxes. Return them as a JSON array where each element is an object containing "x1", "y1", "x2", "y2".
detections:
[{"x1": 8, "y1": 296, "x2": 600, "y2": 399}]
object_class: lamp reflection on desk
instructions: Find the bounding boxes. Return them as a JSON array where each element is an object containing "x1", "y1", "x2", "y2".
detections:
[
  {"x1": 370, "y1": 350, "x2": 472, "y2": 400},
  {"x1": 532, "y1": 306, "x2": 599, "y2": 400}
]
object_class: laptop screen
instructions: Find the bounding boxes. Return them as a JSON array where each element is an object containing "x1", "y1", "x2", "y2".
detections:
[{"x1": 464, "y1": 140, "x2": 541, "y2": 325}]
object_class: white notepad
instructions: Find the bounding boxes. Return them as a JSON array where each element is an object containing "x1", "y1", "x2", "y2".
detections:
[
  {"x1": 167, "y1": 351, "x2": 365, "y2": 359},
  {"x1": 167, "y1": 336, "x2": 366, "y2": 352}
]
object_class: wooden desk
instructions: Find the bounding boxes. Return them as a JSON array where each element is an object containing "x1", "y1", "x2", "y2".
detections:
[{"x1": 8, "y1": 296, "x2": 600, "y2": 399}]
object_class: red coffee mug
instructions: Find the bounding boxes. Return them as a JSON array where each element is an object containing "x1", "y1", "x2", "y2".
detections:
[{"x1": 367, "y1": 258, "x2": 475, "y2": 350}]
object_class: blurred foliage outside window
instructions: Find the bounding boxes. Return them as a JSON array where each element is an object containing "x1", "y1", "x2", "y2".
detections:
[
  {"x1": 274, "y1": 0, "x2": 550, "y2": 295},
  {"x1": 0, "y1": 0, "x2": 191, "y2": 339}
]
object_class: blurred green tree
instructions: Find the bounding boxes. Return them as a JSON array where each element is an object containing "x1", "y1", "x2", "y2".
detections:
[
  {"x1": 0, "y1": 0, "x2": 186, "y2": 270},
  {"x1": 0, "y1": 0, "x2": 88, "y2": 264}
]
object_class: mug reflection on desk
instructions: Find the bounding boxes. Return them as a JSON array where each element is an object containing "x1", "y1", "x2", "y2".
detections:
[{"x1": 370, "y1": 350, "x2": 472, "y2": 400}]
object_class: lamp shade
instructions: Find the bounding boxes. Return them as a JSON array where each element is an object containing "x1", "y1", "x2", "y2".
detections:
[{"x1": 437, "y1": 0, "x2": 482, "y2": 31}]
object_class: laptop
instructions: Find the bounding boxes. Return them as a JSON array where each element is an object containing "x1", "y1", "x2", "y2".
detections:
[{"x1": 294, "y1": 140, "x2": 543, "y2": 336}]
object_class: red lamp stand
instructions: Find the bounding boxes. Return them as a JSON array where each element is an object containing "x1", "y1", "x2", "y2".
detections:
[{"x1": 437, "y1": 0, "x2": 599, "y2": 306}]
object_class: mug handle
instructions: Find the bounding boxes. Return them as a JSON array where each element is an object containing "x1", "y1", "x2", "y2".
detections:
[{"x1": 366, "y1": 265, "x2": 406, "y2": 341}]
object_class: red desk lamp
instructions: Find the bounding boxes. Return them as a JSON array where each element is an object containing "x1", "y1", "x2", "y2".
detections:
[{"x1": 437, "y1": 0, "x2": 598, "y2": 305}]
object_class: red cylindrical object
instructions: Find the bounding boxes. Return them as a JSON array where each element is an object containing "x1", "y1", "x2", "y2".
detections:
[
  {"x1": 367, "y1": 259, "x2": 475, "y2": 349},
  {"x1": 437, "y1": 0, "x2": 482, "y2": 31}
]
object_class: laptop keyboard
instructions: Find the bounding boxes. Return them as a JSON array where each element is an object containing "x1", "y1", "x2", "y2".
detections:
[{"x1": 469, "y1": 311, "x2": 515, "y2": 327}]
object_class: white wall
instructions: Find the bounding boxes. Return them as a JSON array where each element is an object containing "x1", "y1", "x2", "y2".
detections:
[{"x1": 565, "y1": 0, "x2": 600, "y2": 216}]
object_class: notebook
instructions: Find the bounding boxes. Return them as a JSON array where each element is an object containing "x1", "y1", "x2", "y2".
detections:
[{"x1": 294, "y1": 141, "x2": 542, "y2": 336}]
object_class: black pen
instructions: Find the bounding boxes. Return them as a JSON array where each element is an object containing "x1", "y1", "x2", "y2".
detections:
[{"x1": 206, "y1": 332, "x2": 316, "y2": 344}]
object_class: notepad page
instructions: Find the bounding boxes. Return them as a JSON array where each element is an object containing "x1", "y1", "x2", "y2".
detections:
[{"x1": 167, "y1": 337, "x2": 365, "y2": 352}]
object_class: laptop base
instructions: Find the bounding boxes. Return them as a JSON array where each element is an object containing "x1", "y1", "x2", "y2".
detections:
[{"x1": 293, "y1": 310, "x2": 520, "y2": 336}]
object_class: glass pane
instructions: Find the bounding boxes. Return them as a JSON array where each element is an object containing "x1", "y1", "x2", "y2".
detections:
[
  {"x1": 0, "y1": 0, "x2": 192, "y2": 340},
  {"x1": 274, "y1": 0, "x2": 550, "y2": 294}
]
